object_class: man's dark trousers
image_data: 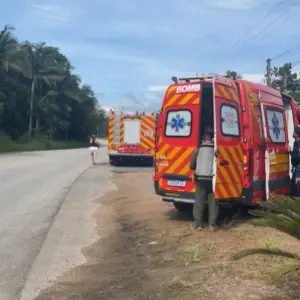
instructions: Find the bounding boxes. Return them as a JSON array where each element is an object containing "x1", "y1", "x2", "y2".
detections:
[{"x1": 193, "y1": 179, "x2": 219, "y2": 226}]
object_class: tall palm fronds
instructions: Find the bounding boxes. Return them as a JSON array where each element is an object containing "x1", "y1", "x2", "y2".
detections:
[
  {"x1": 21, "y1": 42, "x2": 65, "y2": 136},
  {"x1": 0, "y1": 24, "x2": 107, "y2": 141},
  {"x1": 0, "y1": 25, "x2": 24, "y2": 73}
]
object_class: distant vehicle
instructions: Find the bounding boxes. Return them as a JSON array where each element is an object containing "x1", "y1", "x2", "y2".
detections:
[
  {"x1": 153, "y1": 73, "x2": 300, "y2": 211},
  {"x1": 108, "y1": 109, "x2": 155, "y2": 165}
]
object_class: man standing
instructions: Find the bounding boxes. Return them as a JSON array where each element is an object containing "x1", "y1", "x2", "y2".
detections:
[
  {"x1": 290, "y1": 127, "x2": 300, "y2": 197},
  {"x1": 189, "y1": 124, "x2": 219, "y2": 231}
]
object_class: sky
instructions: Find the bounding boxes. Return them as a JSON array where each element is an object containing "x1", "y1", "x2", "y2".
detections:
[{"x1": 2, "y1": 0, "x2": 300, "y2": 112}]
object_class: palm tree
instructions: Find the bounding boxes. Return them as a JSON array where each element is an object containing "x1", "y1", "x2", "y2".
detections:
[
  {"x1": 21, "y1": 41, "x2": 65, "y2": 136},
  {"x1": 0, "y1": 26, "x2": 26, "y2": 130},
  {"x1": 48, "y1": 72, "x2": 83, "y2": 139},
  {"x1": 0, "y1": 25, "x2": 24, "y2": 73},
  {"x1": 0, "y1": 24, "x2": 108, "y2": 142},
  {"x1": 33, "y1": 51, "x2": 73, "y2": 136},
  {"x1": 232, "y1": 195, "x2": 300, "y2": 278}
]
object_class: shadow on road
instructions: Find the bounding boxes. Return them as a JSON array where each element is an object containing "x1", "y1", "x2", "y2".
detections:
[
  {"x1": 110, "y1": 159, "x2": 154, "y2": 174},
  {"x1": 111, "y1": 160, "x2": 154, "y2": 168},
  {"x1": 95, "y1": 162, "x2": 110, "y2": 166}
]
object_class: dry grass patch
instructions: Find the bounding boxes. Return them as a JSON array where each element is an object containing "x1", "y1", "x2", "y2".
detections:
[{"x1": 34, "y1": 171, "x2": 300, "y2": 300}]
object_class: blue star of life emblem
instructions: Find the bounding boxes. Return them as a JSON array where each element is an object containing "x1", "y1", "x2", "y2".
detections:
[
  {"x1": 171, "y1": 114, "x2": 185, "y2": 132},
  {"x1": 272, "y1": 113, "x2": 280, "y2": 139}
]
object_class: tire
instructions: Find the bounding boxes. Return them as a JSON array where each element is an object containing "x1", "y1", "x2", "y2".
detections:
[
  {"x1": 109, "y1": 156, "x2": 116, "y2": 166},
  {"x1": 173, "y1": 202, "x2": 193, "y2": 212}
]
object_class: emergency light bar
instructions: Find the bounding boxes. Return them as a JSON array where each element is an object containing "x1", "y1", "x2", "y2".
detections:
[
  {"x1": 110, "y1": 108, "x2": 155, "y2": 116},
  {"x1": 175, "y1": 74, "x2": 229, "y2": 83}
]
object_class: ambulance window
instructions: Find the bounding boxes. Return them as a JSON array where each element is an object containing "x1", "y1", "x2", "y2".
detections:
[
  {"x1": 266, "y1": 109, "x2": 286, "y2": 143},
  {"x1": 220, "y1": 104, "x2": 240, "y2": 136},
  {"x1": 165, "y1": 110, "x2": 192, "y2": 137}
]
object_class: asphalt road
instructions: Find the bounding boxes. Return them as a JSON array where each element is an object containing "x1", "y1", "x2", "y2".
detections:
[{"x1": 0, "y1": 146, "x2": 112, "y2": 300}]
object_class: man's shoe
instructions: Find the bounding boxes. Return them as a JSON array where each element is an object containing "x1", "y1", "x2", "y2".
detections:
[
  {"x1": 209, "y1": 225, "x2": 217, "y2": 232},
  {"x1": 191, "y1": 223, "x2": 204, "y2": 231}
]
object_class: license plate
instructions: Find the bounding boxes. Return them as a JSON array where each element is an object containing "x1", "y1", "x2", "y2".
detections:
[{"x1": 167, "y1": 180, "x2": 186, "y2": 187}]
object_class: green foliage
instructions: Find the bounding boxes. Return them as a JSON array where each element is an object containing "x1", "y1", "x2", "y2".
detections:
[
  {"x1": 0, "y1": 131, "x2": 85, "y2": 152},
  {"x1": 226, "y1": 70, "x2": 242, "y2": 80},
  {"x1": 265, "y1": 62, "x2": 300, "y2": 102},
  {"x1": 232, "y1": 195, "x2": 300, "y2": 277},
  {"x1": 0, "y1": 24, "x2": 107, "y2": 149}
]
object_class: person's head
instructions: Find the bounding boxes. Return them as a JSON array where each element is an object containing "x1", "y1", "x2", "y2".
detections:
[
  {"x1": 91, "y1": 134, "x2": 96, "y2": 141},
  {"x1": 293, "y1": 127, "x2": 300, "y2": 140},
  {"x1": 203, "y1": 124, "x2": 213, "y2": 136}
]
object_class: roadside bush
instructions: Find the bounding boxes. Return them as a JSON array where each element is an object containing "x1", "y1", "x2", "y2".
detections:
[{"x1": 0, "y1": 132, "x2": 85, "y2": 153}]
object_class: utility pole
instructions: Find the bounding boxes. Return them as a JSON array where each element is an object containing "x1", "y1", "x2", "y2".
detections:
[
  {"x1": 283, "y1": 71, "x2": 288, "y2": 93},
  {"x1": 266, "y1": 58, "x2": 271, "y2": 87}
]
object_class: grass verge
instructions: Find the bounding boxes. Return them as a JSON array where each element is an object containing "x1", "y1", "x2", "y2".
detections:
[{"x1": 0, "y1": 133, "x2": 86, "y2": 153}]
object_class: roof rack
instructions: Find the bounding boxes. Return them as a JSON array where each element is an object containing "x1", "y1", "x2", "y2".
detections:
[{"x1": 174, "y1": 73, "x2": 229, "y2": 83}]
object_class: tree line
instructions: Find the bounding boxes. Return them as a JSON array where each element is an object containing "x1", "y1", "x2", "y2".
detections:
[
  {"x1": 265, "y1": 62, "x2": 300, "y2": 102},
  {"x1": 0, "y1": 25, "x2": 107, "y2": 142},
  {"x1": 227, "y1": 64, "x2": 300, "y2": 102}
]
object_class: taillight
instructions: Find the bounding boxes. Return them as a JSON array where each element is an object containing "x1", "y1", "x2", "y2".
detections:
[
  {"x1": 242, "y1": 151, "x2": 251, "y2": 188},
  {"x1": 243, "y1": 155, "x2": 247, "y2": 170}
]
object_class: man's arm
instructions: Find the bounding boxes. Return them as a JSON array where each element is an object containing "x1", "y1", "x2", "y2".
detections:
[
  {"x1": 189, "y1": 148, "x2": 199, "y2": 170},
  {"x1": 295, "y1": 164, "x2": 300, "y2": 184},
  {"x1": 291, "y1": 142, "x2": 300, "y2": 167},
  {"x1": 291, "y1": 151, "x2": 299, "y2": 165}
]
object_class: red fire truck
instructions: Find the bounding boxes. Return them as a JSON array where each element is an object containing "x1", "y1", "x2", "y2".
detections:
[
  {"x1": 108, "y1": 109, "x2": 155, "y2": 165},
  {"x1": 153, "y1": 74, "x2": 300, "y2": 211}
]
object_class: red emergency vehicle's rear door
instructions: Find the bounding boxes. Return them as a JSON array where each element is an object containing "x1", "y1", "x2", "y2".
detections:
[
  {"x1": 259, "y1": 91, "x2": 290, "y2": 200},
  {"x1": 212, "y1": 76, "x2": 244, "y2": 200},
  {"x1": 155, "y1": 83, "x2": 201, "y2": 196},
  {"x1": 259, "y1": 97, "x2": 270, "y2": 200}
]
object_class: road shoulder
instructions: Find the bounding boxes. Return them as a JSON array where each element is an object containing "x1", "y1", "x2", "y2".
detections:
[
  {"x1": 31, "y1": 170, "x2": 300, "y2": 300},
  {"x1": 20, "y1": 162, "x2": 115, "y2": 300}
]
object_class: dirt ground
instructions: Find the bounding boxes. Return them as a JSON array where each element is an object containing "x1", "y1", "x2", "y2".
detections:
[{"x1": 36, "y1": 168, "x2": 300, "y2": 300}]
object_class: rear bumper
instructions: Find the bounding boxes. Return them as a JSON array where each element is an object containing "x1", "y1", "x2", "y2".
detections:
[
  {"x1": 163, "y1": 196, "x2": 195, "y2": 204},
  {"x1": 154, "y1": 181, "x2": 244, "y2": 206},
  {"x1": 154, "y1": 181, "x2": 195, "y2": 203},
  {"x1": 108, "y1": 152, "x2": 153, "y2": 157}
]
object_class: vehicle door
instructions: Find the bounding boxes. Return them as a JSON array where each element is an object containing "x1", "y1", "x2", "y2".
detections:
[
  {"x1": 212, "y1": 76, "x2": 244, "y2": 200},
  {"x1": 259, "y1": 93, "x2": 289, "y2": 200},
  {"x1": 156, "y1": 83, "x2": 201, "y2": 194}
]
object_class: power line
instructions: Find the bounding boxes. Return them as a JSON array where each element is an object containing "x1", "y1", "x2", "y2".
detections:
[
  {"x1": 229, "y1": 0, "x2": 300, "y2": 59},
  {"x1": 291, "y1": 59, "x2": 300, "y2": 67},
  {"x1": 212, "y1": 1, "x2": 287, "y2": 64},
  {"x1": 243, "y1": 4, "x2": 300, "y2": 58},
  {"x1": 264, "y1": 47, "x2": 300, "y2": 83},
  {"x1": 261, "y1": 7, "x2": 300, "y2": 43},
  {"x1": 272, "y1": 44, "x2": 300, "y2": 60},
  {"x1": 265, "y1": 58, "x2": 300, "y2": 85}
]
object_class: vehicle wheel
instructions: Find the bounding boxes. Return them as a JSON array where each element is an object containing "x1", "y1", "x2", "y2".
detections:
[
  {"x1": 109, "y1": 156, "x2": 116, "y2": 166},
  {"x1": 173, "y1": 202, "x2": 193, "y2": 212}
]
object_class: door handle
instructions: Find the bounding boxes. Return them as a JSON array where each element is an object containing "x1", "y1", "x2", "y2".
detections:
[{"x1": 220, "y1": 160, "x2": 229, "y2": 166}]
